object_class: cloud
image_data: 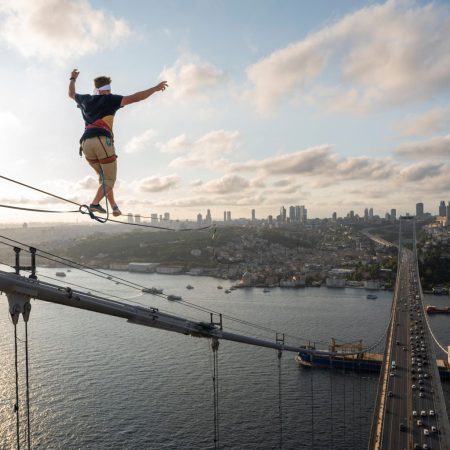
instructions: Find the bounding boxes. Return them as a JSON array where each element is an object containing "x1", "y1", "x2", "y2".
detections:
[
  {"x1": 137, "y1": 175, "x2": 180, "y2": 193},
  {"x1": 397, "y1": 108, "x2": 450, "y2": 137},
  {"x1": 195, "y1": 175, "x2": 250, "y2": 194},
  {"x1": 167, "y1": 130, "x2": 240, "y2": 168},
  {"x1": 124, "y1": 129, "x2": 157, "y2": 154},
  {"x1": 160, "y1": 54, "x2": 225, "y2": 100},
  {"x1": 395, "y1": 135, "x2": 450, "y2": 160},
  {"x1": 75, "y1": 175, "x2": 98, "y2": 190},
  {"x1": 245, "y1": 1, "x2": 450, "y2": 113},
  {"x1": 0, "y1": 0, "x2": 131, "y2": 63},
  {"x1": 399, "y1": 161, "x2": 445, "y2": 182}
]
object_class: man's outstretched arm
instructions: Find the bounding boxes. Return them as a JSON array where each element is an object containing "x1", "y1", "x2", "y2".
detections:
[
  {"x1": 120, "y1": 81, "x2": 168, "y2": 107},
  {"x1": 68, "y1": 69, "x2": 79, "y2": 100}
]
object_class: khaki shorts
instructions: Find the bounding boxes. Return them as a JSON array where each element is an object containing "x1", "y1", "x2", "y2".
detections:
[{"x1": 82, "y1": 136, "x2": 117, "y2": 188}]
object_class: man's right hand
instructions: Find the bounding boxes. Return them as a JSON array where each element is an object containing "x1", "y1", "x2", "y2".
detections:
[
  {"x1": 71, "y1": 69, "x2": 80, "y2": 80},
  {"x1": 154, "y1": 81, "x2": 168, "y2": 92}
]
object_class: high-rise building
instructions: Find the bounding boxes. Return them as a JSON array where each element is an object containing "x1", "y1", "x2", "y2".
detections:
[
  {"x1": 385, "y1": 212, "x2": 390, "y2": 221},
  {"x1": 447, "y1": 202, "x2": 450, "y2": 220},
  {"x1": 349, "y1": 210, "x2": 355, "y2": 219},
  {"x1": 332, "y1": 212, "x2": 337, "y2": 221},
  {"x1": 364, "y1": 208, "x2": 369, "y2": 221},
  {"x1": 369, "y1": 208, "x2": 373, "y2": 220},
  {"x1": 289, "y1": 205, "x2": 295, "y2": 222},
  {"x1": 390, "y1": 209, "x2": 397, "y2": 221},
  {"x1": 280, "y1": 206, "x2": 286, "y2": 223},
  {"x1": 205, "y1": 209, "x2": 212, "y2": 226},
  {"x1": 416, "y1": 203, "x2": 424, "y2": 218},
  {"x1": 164, "y1": 212, "x2": 170, "y2": 221},
  {"x1": 268, "y1": 215, "x2": 273, "y2": 225},
  {"x1": 127, "y1": 213, "x2": 133, "y2": 223},
  {"x1": 299, "y1": 205, "x2": 307, "y2": 223},
  {"x1": 197, "y1": 213, "x2": 203, "y2": 226},
  {"x1": 295, "y1": 205, "x2": 300, "y2": 222},
  {"x1": 251, "y1": 209, "x2": 255, "y2": 221},
  {"x1": 135, "y1": 214, "x2": 141, "y2": 224},
  {"x1": 223, "y1": 211, "x2": 227, "y2": 222},
  {"x1": 303, "y1": 208, "x2": 307, "y2": 222},
  {"x1": 439, "y1": 201, "x2": 446, "y2": 217},
  {"x1": 150, "y1": 213, "x2": 158, "y2": 224},
  {"x1": 226, "y1": 211, "x2": 231, "y2": 221}
]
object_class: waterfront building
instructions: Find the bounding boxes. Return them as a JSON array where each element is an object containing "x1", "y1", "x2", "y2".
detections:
[
  {"x1": 226, "y1": 211, "x2": 231, "y2": 221},
  {"x1": 135, "y1": 214, "x2": 141, "y2": 224},
  {"x1": 127, "y1": 213, "x2": 133, "y2": 223},
  {"x1": 164, "y1": 212, "x2": 170, "y2": 221},
  {"x1": 151, "y1": 213, "x2": 158, "y2": 224}
]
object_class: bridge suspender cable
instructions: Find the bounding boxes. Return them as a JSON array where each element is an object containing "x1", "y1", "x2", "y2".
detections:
[
  {"x1": 211, "y1": 338, "x2": 220, "y2": 450},
  {"x1": 13, "y1": 322, "x2": 20, "y2": 450}
]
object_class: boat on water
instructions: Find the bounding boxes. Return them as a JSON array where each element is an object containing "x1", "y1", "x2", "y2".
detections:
[
  {"x1": 295, "y1": 340, "x2": 450, "y2": 379},
  {"x1": 224, "y1": 289, "x2": 231, "y2": 294},
  {"x1": 366, "y1": 294, "x2": 378, "y2": 300},
  {"x1": 426, "y1": 305, "x2": 450, "y2": 314},
  {"x1": 167, "y1": 295, "x2": 182, "y2": 301},
  {"x1": 186, "y1": 284, "x2": 194, "y2": 290},
  {"x1": 217, "y1": 286, "x2": 223, "y2": 290},
  {"x1": 263, "y1": 288, "x2": 270, "y2": 293},
  {"x1": 142, "y1": 287, "x2": 164, "y2": 294},
  {"x1": 55, "y1": 272, "x2": 66, "y2": 277}
]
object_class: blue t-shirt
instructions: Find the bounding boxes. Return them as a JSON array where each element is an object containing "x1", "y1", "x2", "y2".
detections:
[{"x1": 75, "y1": 93, "x2": 123, "y2": 141}]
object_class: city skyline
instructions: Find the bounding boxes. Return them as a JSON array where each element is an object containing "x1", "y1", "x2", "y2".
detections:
[{"x1": 1, "y1": 0, "x2": 450, "y2": 223}]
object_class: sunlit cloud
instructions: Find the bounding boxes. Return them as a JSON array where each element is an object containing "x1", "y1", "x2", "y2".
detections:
[
  {"x1": 160, "y1": 53, "x2": 225, "y2": 101},
  {"x1": 167, "y1": 130, "x2": 240, "y2": 168},
  {"x1": 397, "y1": 107, "x2": 450, "y2": 137},
  {"x1": 0, "y1": 0, "x2": 131, "y2": 63},
  {"x1": 246, "y1": 1, "x2": 450, "y2": 114},
  {"x1": 137, "y1": 175, "x2": 180, "y2": 193},
  {"x1": 395, "y1": 135, "x2": 450, "y2": 160},
  {"x1": 124, "y1": 129, "x2": 157, "y2": 154}
]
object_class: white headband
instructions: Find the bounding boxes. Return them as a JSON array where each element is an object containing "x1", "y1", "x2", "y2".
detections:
[{"x1": 93, "y1": 84, "x2": 111, "y2": 94}]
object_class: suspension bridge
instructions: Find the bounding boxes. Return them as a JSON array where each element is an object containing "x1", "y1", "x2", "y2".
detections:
[{"x1": 0, "y1": 176, "x2": 449, "y2": 449}]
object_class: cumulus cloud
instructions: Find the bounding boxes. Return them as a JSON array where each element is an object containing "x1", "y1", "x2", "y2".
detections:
[
  {"x1": 160, "y1": 54, "x2": 225, "y2": 100},
  {"x1": 195, "y1": 175, "x2": 250, "y2": 194},
  {"x1": 124, "y1": 129, "x2": 157, "y2": 154},
  {"x1": 137, "y1": 175, "x2": 180, "y2": 193},
  {"x1": 75, "y1": 175, "x2": 98, "y2": 190},
  {"x1": 166, "y1": 130, "x2": 240, "y2": 168},
  {"x1": 397, "y1": 108, "x2": 450, "y2": 137},
  {"x1": 399, "y1": 161, "x2": 445, "y2": 182},
  {"x1": 246, "y1": 1, "x2": 450, "y2": 113},
  {"x1": 230, "y1": 144, "x2": 398, "y2": 189},
  {"x1": 0, "y1": 0, "x2": 131, "y2": 63},
  {"x1": 395, "y1": 135, "x2": 450, "y2": 160}
]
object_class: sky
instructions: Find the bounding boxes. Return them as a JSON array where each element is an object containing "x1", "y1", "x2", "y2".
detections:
[{"x1": 0, "y1": 0, "x2": 450, "y2": 223}]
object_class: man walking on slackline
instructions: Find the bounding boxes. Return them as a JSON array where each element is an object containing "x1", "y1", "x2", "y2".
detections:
[{"x1": 68, "y1": 69, "x2": 168, "y2": 216}]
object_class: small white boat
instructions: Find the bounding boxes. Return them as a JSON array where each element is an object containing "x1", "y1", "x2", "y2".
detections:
[{"x1": 167, "y1": 294, "x2": 182, "y2": 301}]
